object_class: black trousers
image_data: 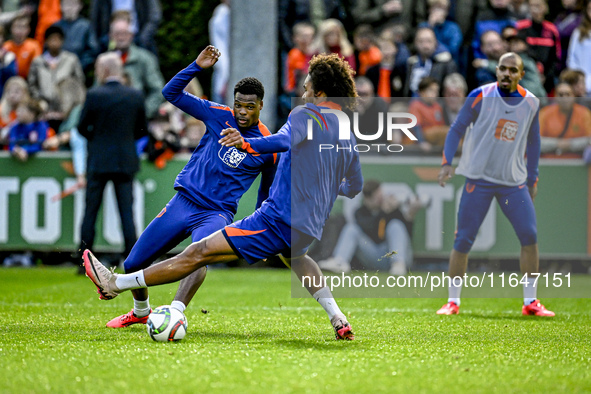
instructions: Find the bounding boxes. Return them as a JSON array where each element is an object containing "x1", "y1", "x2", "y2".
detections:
[{"x1": 80, "y1": 172, "x2": 137, "y2": 257}]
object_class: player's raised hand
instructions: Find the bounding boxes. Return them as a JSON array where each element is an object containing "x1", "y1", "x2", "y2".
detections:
[
  {"x1": 438, "y1": 165, "x2": 453, "y2": 187},
  {"x1": 196, "y1": 45, "x2": 220, "y2": 69},
  {"x1": 219, "y1": 128, "x2": 245, "y2": 148}
]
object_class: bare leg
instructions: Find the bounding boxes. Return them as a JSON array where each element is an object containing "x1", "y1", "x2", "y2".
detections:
[
  {"x1": 143, "y1": 231, "x2": 236, "y2": 286},
  {"x1": 520, "y1": 244, "x2": 539, "y2": 275},
  {"x1": 291, "y1": 254, "x2": 326, "y2": 295},
  {"x1": 449, "y1": 248, "x2": 469, "y2": 278},
  {"x1": 173, "y1": 267, "x2": 207, "y2": 306},
  {"x1": 131, "y1": 288, "x2": 148, "y2": 302}
]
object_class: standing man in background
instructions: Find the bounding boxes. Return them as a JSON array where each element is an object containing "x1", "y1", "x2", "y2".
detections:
[
  {"x1": 436, "y1": 52, "x2": 554, "y2": 317},
  {"x1": 78, "y1": 52, "x2": 147, "y2": 269}
]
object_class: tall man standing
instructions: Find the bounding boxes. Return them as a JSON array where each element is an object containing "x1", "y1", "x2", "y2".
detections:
[
  {"x1": 436, "y1": 52, "x2": 554, "y2": 317},
  {"x1": 78, "y1": 52, "x2": 147, "y2": 269}
]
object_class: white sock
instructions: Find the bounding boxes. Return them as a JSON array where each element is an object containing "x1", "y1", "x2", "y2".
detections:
[
  {"x1": 448, "y1": 277, "x2": 463, "y2": 306},
  {"x1": 523, "y1": 276, "x2": 537, "y2": 305},
  {"x1": 312, "y1": 286, "x2": 342, "y2": 320},
  {"x1": 115, "y1": 270, "x2": 147, "y2": 291},
  {"x1": 171, "y1": 300, "x2": 186, "y2": 313},
  {"x1": 133, "y1": 297, "x2": 151, "y2": 317}
]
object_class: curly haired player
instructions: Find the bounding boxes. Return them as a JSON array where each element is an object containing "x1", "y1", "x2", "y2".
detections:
[{"x1": 84, "y1": 53, "x2": 364, "y2": 340}]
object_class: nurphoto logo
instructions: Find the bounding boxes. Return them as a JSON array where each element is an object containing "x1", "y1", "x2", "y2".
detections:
[{"x1": 305, "y1": 107, "x2": 418, "y2": 153}]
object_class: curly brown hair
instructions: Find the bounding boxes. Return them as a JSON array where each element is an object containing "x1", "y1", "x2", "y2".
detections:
[{"x1": 308, "y1": 53, "x2": 357, "y2": 109}]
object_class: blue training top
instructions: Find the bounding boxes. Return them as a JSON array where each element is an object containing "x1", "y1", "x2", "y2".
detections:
[
  {"x1": 240, "y1": 101, "x2": 364, "y2": 240},
  {"x1": 162, "y1": 61, "x2": 277, "y2": 219}
]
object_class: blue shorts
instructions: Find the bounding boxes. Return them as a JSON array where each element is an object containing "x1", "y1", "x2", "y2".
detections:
[
  {"x1": 454, "y1": 179, "x2": 537, "y2": 253},
  {"x1": 124, "y1": 193, "x2": 231, "y2": 272},
  {"x1": 222, "y1": 208, "x2": 315, "y2": 264}
]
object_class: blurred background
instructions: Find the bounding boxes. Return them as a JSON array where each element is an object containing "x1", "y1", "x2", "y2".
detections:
[{"x1": 0, "y1": 0, "x2": 589, "y2": 274}]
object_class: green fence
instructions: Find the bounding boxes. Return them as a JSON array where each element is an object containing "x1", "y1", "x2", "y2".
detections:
[{"x1": 0, "y1": 152, "x2": 588, "y2": 258}]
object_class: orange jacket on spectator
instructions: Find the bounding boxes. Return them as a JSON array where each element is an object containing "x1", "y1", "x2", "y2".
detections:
[
  {"x1": 35, "y1": 0, "x2": 62, "y2": 46},
  {"x1": 3, "y1": 39, "x2": 42, "y2": 78},
  {"x1": 357, "y1": 45, "x2": 382, "y2": 76},
  {"x1": 285, "y1": 48, "x2": 308, "y2": 92},
  {"x1": 540, "y1": 103, "x2": 591, "y2": 158}
]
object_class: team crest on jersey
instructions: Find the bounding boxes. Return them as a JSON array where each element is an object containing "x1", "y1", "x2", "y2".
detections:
[
  {"x1": 495, "y1": 119, "x2": 518, "y2": 142},
  {"x1": 219, "y1": 147, "x2": 247, "y2": 168}
]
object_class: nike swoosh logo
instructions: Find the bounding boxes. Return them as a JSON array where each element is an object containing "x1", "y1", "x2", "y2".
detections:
[
  {"x1": 505, "y1": 110, "x2": 514, "y2": 114},
  {"x1": 136, "y1": 277, "x2": 141, "y2": 287}
]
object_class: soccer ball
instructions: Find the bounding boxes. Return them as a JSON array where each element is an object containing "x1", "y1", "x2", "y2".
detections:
[{"x1": 146, "y1": 306, "x2": 188, "y2": 342}]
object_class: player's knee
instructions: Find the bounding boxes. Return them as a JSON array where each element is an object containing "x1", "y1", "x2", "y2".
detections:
[
  {"x1": 182, "y1": 239, "x2": 210, "y2": 265},
  {"x1": 517, "y1": 225, "x2": 537, "y2": 246},
  {"x1": 454, "y1": 232, "x2": 475, "y2": 254}
]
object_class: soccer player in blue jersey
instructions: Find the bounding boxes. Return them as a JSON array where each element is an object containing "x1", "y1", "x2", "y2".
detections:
[
  {"x1": 436, "y1": 52, "x2": 554, "y2": 317},
  {"x1": 100, "y1": 45, "x2": 278, "y2": 328},
  {"x1": 84, "y1": 53, "x2": 364, "y2": 340}
]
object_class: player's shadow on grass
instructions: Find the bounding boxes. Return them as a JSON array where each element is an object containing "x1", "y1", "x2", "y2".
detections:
[
  {"x1": 460, "y1": 313, "x2": 556, "y2": 322},
  {"x1": 191, "y1": 330, "x2": 276, "y2": 341},
  {"x1": 273, "y1": 339, "x2": 360, "y2": 350}
]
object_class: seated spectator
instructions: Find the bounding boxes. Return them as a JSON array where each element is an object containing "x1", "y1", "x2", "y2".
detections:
[
  {"x1": 559, "y1": 68, "x2": 587, "y2": 99},
  {"x1": 318, "y1": 179, "x2": 426, "y2": 275},
  {"x1": 379, "y1": 24, "x2": 411, "y2": 74},
  {"x1": 0, "y1": 25, "x2": 17, "y2": 98},
  {"x1": 539, "y1": 82, "x2": 591, "y2": 157},
  {"x1": 418, "y1": 0, "x2": 463, "y2": 60},
  {"x1": 3, "y1": 15, "x2": 42, "y2": 78},
  {"x1": 284, "y1": 21, "x2": 315, "y2": 94},
  {"x1": 515, "y1": 0, "x2": 560, "y2": 93},
  {"x1": 91, "y1": 0, "x2": 162, "y2": 54},
  {"x1": 567, "y1": 0, "x2": 591, "y2": 97},
  {"x1": 366, "y1": 36, "x2": 405, "y2": 101},
  {"x1": 28, "y1": 25, "x2": 85, "y2": 132},
  {"x1": 407, "y1": 76, "x2": 448, "y2": 149},
  {"x1": 472, "y1": 0, "x2": 517, "y2": 59},
  {"x1": 404, "y1": 27, "x2": 457, "y2": 97},
  {"x1": 310, "y1": 19, "x2": 356, "y2": 70},
  {"x1": 442, "y1": 72, "x2": 468, "y2": 125},
  {"x1": 555, "y1": 0, "x2": 584, "y2": 71},
  {"x1": 52, "y1": 0, "x2": 99, "y2": 75},
  {"x1": 0, "y1": 76, "x2": 29, "y2": 139},
  {"x1": 108, "y1": 15, "x2": 164, "y2": 119},
  {"x1": 8, "y1": 98, "x2": 49, "y2": 161},
  {"x1": 472, "y1": 30, "x2": 507, "y2": 85},
  {"x1": 353, "y1": 24, "x2": 382, "y2": 76},
  {"x1": 352, "y1": 76, "x2": 389, "y2": 148},
  {"x1": 42, "y1": 77, "x2": 86, "y2": 152}
]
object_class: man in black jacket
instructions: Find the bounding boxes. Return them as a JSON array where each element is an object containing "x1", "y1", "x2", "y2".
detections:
[{"x1": 78, "y1": 52, "x2": 147, "y2": 264}]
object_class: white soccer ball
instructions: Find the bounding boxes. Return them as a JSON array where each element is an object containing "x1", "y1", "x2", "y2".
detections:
[{"x1": 146, "y1": 305, "x2": 188, "y2": 342}]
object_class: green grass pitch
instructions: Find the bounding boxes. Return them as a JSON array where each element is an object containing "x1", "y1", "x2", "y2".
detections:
[{"x1": 1, "y1": 267, "x2": 590, "y2": 393}]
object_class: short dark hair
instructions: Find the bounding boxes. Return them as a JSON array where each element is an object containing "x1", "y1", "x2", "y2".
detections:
[
  {"x1": 559, "y1": 69, "x2": 585, "y2": 85},
  {"x1": 44, "y1": 25, "x2": 64, "y2": 41},
  {"x1": 362, "y1": 179, "x2": 381, "y2": 197},
  {"x1": 234, "y1": 77, "x2": 264, "y2": 100},
  {"x1": 308, "y1": 53, "x2": 357, "y2": 109},
  {"x1": 418, "y1": 76, "x2": 439, "y2": 92}
]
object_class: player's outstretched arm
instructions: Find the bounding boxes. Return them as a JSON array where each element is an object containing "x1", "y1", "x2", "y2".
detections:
[{"x1": 162, "y1": 45, "x2": 222, "y2": 121}]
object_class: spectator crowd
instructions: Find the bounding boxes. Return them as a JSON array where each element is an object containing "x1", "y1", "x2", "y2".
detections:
[{"x1": 1, "y1": 0, "x2": 591, "y2": 168}]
